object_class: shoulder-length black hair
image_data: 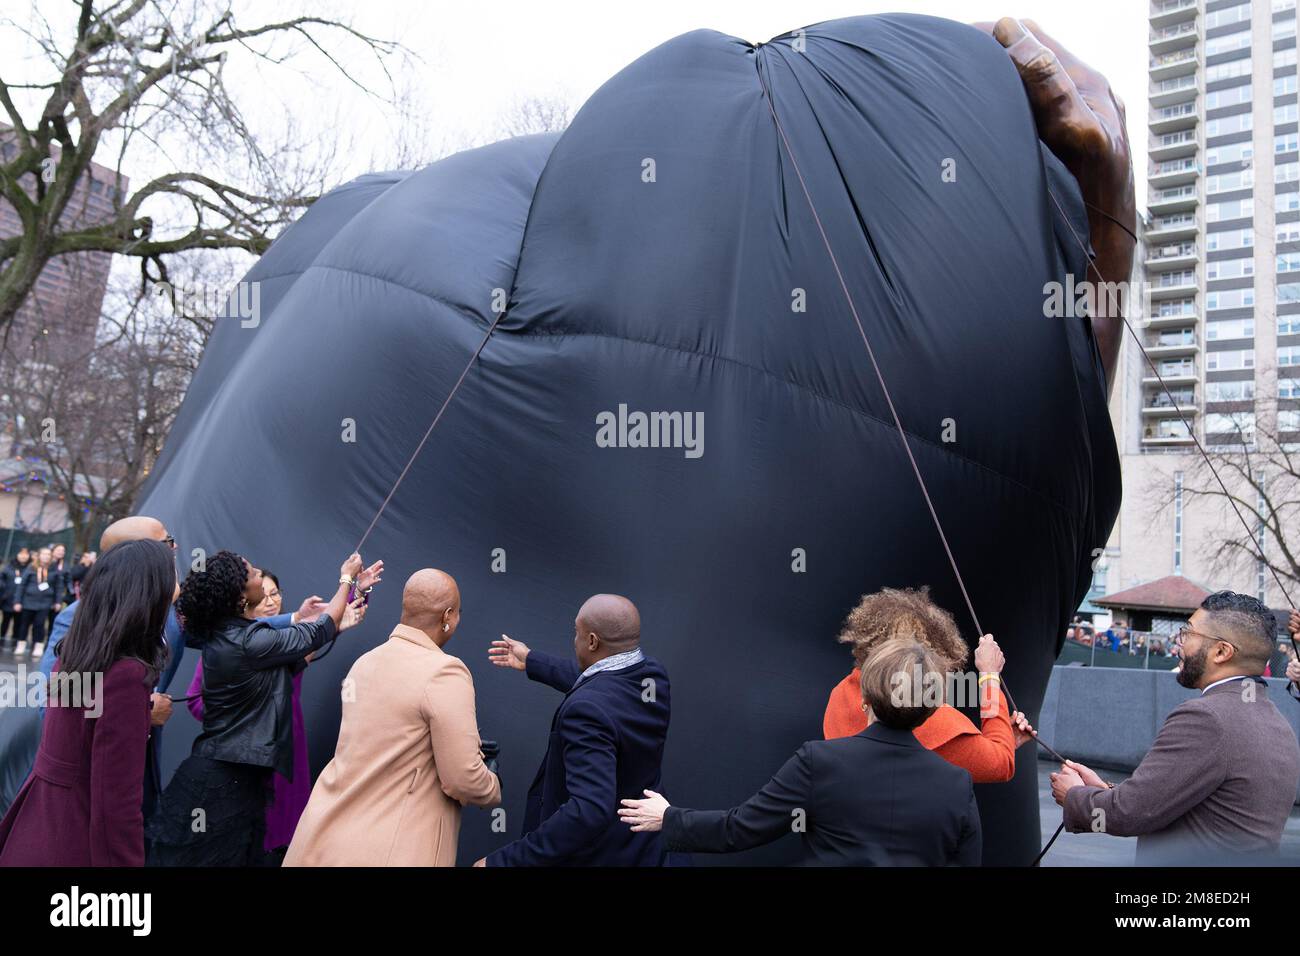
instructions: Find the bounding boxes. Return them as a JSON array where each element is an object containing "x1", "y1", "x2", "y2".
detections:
[{"x1": 57, "y1": 539, "x2": 174, "y2": 685}]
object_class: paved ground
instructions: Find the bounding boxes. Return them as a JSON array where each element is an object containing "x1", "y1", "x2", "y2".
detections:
[
  {"x1": 0, "y1": 641, "x2": 41, "y2": 676},
  {"x1": 0, "y1": 641, "x2": 40, "y2": 675}
]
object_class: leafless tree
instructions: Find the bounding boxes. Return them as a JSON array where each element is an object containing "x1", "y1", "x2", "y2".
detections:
[
  {"x1": 0, "y1": 266, "x2": 203, "y2": 549},
  {"x1": 496, "y1": 94, "x2": 574, "y2": 139},
  {"x1": 1144, "y1": 390, "x2": 1300, "y2": 599},
  {"x1": 0, "y1": 0, "x2": 406, "y2": 336}
]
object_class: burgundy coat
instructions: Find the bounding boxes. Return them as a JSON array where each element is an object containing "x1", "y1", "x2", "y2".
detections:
[{"x1": 0, "y1": 658, "x2": 151, "y2": 866}]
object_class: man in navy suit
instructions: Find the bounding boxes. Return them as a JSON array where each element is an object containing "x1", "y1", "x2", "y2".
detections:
[{"x1": 480, "y1": 594, "x2": 670, "y2": 866}]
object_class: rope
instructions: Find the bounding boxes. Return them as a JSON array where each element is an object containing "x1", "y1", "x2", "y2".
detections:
[
  {"x1": 1044, "y1": 188, "x2": 1300, "y2": 660},
  {"x1": 751, "y1": 49, "x2": 1122, "y2": 864},
  {"x1": 354, "y1": 309, "x2": 507, "y2": 552}
]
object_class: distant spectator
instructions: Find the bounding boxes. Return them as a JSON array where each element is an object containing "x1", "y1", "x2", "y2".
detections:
[
  {"x1": 1106, "y1": 625, "x2": 1123, "y2": 653},
  {"x1": 68, "y1": 551, "x2": 96, "y2": 601},
  {"x1": 0, "y1": 548, "x2": 30, "y2": 646},
  {"x1": 13, "y1": 547, "x2": 58, "y2": 658},
  {"x1": 48, "y1": 544, "x2": 70, "y2": 626}
]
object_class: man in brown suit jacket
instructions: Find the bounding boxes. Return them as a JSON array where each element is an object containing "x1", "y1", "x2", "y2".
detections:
[
  {"x1": 285, "y1": 569, "x2": 501, "y2": 866},
  {"x1": 1053, "y1": 591, "x2": 1300, "y2": 866}
]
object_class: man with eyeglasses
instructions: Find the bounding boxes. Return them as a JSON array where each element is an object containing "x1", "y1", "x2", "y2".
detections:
[
  {"x1": 0, "y1": 515, "x2": 323, "y2": 818},
  {"x1": 1050, "y1": 591, "x2": 1300, "y2": 865}
]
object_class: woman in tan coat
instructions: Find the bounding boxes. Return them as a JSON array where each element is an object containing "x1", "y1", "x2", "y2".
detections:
[{"x1": 285, "y1": 569, "x2": 500, "y2": 866}]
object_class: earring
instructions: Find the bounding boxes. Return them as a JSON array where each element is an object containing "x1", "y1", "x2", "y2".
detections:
[{"x1": 443, "y1": 623, "x2": 449, "y2": 632}]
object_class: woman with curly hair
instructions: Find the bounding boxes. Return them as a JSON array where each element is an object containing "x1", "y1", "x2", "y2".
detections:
[
  {"x1": 822, "y1": 587, "x2": 1033, "y2": 783},
  {"x1": 182, "y1": 569, "x2": 364, "y2": 862},
  {"x1": 147, "y1": 549, "x2": 381, "y2": 866}
]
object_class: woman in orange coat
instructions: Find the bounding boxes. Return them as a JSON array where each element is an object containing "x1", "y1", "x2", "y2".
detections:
[{"x1": 823, "y1": 587, "x2": 1034, "y2": 783}]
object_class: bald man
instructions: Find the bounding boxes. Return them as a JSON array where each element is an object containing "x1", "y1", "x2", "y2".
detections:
[
  {"x1": 41, "y1": 516, "x2": 178, "y2": 710},
  {"x1": 21, "y1": 514, "x2": 321, "y2": 819},
  {"x1": 1, "y1": 515, "x2": 181, "y2": 816},
  {"x1": 482, "y1": 594, "x2": 671, "y2": 866},
  {"x1": 285, "y1": 569, "x2": 500, "y2": 866}
]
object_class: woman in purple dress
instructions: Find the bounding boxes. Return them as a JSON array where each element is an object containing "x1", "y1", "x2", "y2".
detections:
[
  {"x1": 0, "y1": 539, "x2": 176, "y2": 865},
  {"x1": 185, "y1": 570, "x2": 319, "y2": 858}
]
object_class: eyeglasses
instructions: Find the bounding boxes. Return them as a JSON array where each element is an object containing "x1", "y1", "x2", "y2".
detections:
[
  {"x1": 162, "y1": 535, "x2": 176, "y2": 550},
  {"x1": 1173, "y1": 625, "x2": 1240, "y2": 650}
]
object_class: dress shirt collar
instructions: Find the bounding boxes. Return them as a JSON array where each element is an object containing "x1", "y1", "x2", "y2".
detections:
[{"x1": 1200, "y1": 674, "x2": 1263, "y2": 695}]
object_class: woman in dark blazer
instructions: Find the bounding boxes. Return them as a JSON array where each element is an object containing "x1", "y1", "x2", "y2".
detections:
[
  {"x1": 0, "y1": 539, "x2": 176, "y2": 866},
  {"x1": 13, "y1": 546, "x2": 59, "y2": 657},
  {"x1": 0, "y1": 547, "x2": 27, "y2": 645},
  {"x1": 620, "y1": 638, "x2": 984, "y2": 866}
]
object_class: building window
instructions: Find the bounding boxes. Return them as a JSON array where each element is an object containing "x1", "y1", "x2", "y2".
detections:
[
  {"x1": 1257, "y1": 474, "x2": 1268, "y2": 603},
  {"x1": 1206, "y1": 379, "x2": 1255, "y2": 401},
  {"x1": 1174, "y1": 471, "x2": 1184, "y2": 575},
  {"x1": 1205, "y1": 318, "x2": 1254, "y2": 339},
  {"x1": 1205, "y1": 412, "x2": 1256, "y2": 439}
]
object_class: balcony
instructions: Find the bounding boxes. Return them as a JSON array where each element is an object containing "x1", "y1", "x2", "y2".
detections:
[
  {"x1": 1150, "y1": 47, "x2": 1199, "y2": 81},
  {"x1": 1141, "y1": 392, "x2": 1198, "y2": 416},
  {"x1": 1150, "y1": 21, "x2": 1199, "y2": 55},
  {"x1": 1148, "y1": 184, "x2": 1198, "y2": 214},
  {"x1": 1143, "y1": 428, "x2": 1196, "y2": 445},
  {"x1": 1143, "y1": 361, "x2": 1197, "y2": 386},
  {"x1": 1149, "y1": 156, "x2": 1200, "y2": 188},
  {"x1": 1150, "y1": 129, "x2": 1198, "y2": 161},
  {"x1": 1151, "y1": 74, "x2": 1199, "y2": 109},
  {"x1": 1150, "y1": 0, "x2": 1197, "y2": 29},
  {"x1": 1145, "y1": 329, "x2": 1199, "y2": 358},
  {"x1": 1146, "y1": 308, "x2": 1199, "y2": 329},
  {"x1": 1150, "y1": 101, "x2": 1198, "y2": 134},
  {"x1": 1145, "y1": 213, "x2": 1198, "y2": 241},
  {"x1": 1145, "y1": 242, "x2": 1198, "y2": 271}
]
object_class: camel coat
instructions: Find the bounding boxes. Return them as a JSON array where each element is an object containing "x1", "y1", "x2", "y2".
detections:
[{"x1": 284, "y1": 624, "x2": 500, "y2": 866}]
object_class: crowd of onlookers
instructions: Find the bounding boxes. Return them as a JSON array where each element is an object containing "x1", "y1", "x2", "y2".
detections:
[
  {"x1": 0, "y1": 544, "x2": 96, "y2": 658},
  {"x1": 1065, "y1": 614, "x2": 1299, "y2": 677},
  {"x1": 1065, "y1": 617, "x2": 1174, "y2": 658}
]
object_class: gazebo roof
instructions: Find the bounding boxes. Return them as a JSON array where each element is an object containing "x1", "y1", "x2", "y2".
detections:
[{"x1": 1093, "y1": 575, "x2": 1212, "y2": 615}]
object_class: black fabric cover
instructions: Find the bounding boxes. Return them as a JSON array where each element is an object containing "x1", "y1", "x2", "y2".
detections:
[{"x1": 132, "y1": 14, "x2": 1119, "y2": 865}]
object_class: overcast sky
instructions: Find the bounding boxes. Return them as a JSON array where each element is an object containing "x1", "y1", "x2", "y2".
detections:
[
  {"x1": 2, "y1": 0, "x2": 1149, "y2": 224},
  {"x1": 348, "y1": 0, "x2": 1149, "y2": 196}
]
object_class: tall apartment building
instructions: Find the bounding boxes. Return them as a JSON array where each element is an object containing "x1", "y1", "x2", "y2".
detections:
[
  {"x1": 0, "y1": 129, "x2": 125, "y2": 369},
  {"x1": 1099, "y1": 0, "x2": 1300, "y2": 614}
]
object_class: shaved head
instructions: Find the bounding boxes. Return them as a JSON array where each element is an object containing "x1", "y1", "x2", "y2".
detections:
[
  {"x1": 401, "y1": 568, "x2": 460, "y2": 641},
  {"x1": 100, "y1": 515, "x2": 168, "y2": 552},
  {"x1": 577, "y1": 594, "x2": 641, "y2": 652}
]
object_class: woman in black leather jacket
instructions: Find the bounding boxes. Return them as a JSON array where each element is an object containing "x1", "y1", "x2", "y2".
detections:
[{"x1": 147, "y1": 548, "x2": 382, "y2": 866}]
